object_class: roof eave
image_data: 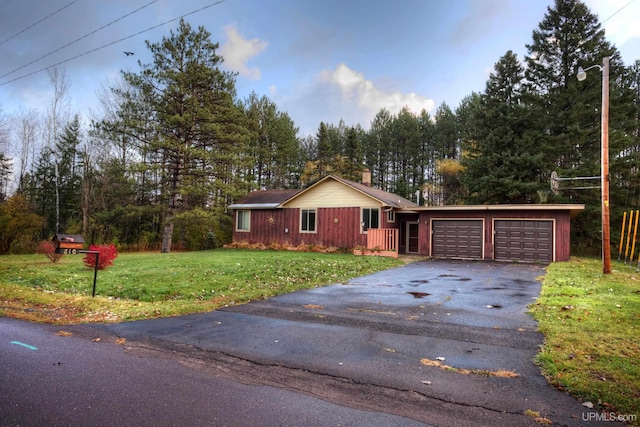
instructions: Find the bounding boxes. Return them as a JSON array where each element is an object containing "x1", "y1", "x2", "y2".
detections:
[
  {"x1": 227, "y1": 203, "x2": 281, "y2": 210},
  {"x1": 401, "y1": 204, "x2": 585, "y2": 216}
]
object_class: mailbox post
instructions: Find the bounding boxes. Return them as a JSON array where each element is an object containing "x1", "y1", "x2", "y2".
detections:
[{"x1": 52, "y1": 234, "x2": 100, "y2": 297}]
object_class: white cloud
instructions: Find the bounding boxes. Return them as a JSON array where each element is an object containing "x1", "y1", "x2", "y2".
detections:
[
  {"x1": 320, "y1": 63, "x2": 435, "y2": 118},
  {"x1": 219, "y1": 25, "x2": 267, "y2": 80},
  {"x1": 275, "y1": 63, "x2": 436, "y2": 137}
]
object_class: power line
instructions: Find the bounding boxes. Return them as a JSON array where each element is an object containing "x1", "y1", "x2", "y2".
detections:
[
  {"x1": 0, "y1": 0, "x2": 80, "y2": 46},
  {"x1": 0, "y1": 0, "x2": 227, "y2": 87},
  {"x1": 601, "y1": 0, "x2": 636, "y2": 24},
  {"x1": 1, "y1": 0, "x2": 158, "y2": 79},
  {"x1": 0, "y1": 0, "x2": 14, "y2": 10}
]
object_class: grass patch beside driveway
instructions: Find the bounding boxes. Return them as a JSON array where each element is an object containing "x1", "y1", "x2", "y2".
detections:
[
  {"x1": 0, "y1": 249, "x2": 402, "y2": 324},
  {"x1": 530, "y1": 257, "x2": 640, "y2": 423}
]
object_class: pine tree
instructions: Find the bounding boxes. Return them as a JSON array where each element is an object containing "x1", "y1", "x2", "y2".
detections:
[
  {"x1": 432, "y1": 103, "x2": 461, "y2": 203},
  {"x1": 524, "y1": 0, "x2": 636, "y2": 250},
  {"x1": 55, "y1": 115, "x2": 83, "y2": 231},
  {"x1": 461, "y1": 51, "x2": 542, "y2": 204},
  {"x1": 364, "y1": 109, "x2": 392, "y2": 190},
  {"x1": 343, "y1": 126, "x2": 364, "y2": 182},
  {"x1": 119, "y1": 19, "x2": 249, "y2": 252},
  {"x1": 242, "y1": 92, "x2": 301, "y2": 190},
  {"x1": 315, "y1": 122, "x2": 332, "y2": 179}
]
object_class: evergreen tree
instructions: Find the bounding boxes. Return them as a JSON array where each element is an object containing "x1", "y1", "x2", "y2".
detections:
[
  {"x1": 119, "y1": 19, "x2": 249, "y2": 252},
  {"x1": 54, "y1": 115, "x2": 83, "y2": 232},
  {"x1": 242, "y1": 92, "x2": 301, "y2": 190},
  {"x1": 315, "y1": 122, "x2": 332, "y2": 179},
  {"x1": 326, "y1": 119, "x2": 347, "y2": 156},
  {"x1": 23, "y1": 147, "x2": 56, "y2": 237},
  {"x1": 418, "y1": 108, "x2": 437, "y2": 205},
  {"x1": 461, "y1": 51, "x2": 542, "y2": 204},
  {"x1": 364, "y1": 109, "x2": 392, "y2": 190},
  {"x1": 432, "y1": 103, "x2": 458, "y2": 160},
  {"x1": 524, "y1": 0, "x2": 636, "y2": 250},
  {"x1": 432, "y1": 103, "x2": 461, "y2": 203},
  {"x1": 389, "y1": 107, "x2": 422, "y2": 199},
  {"x1": 343, "y1": 125, "x2": 364, "y2": 182}
]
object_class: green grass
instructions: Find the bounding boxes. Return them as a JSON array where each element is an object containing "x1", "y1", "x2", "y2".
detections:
[
  {"x1": 3, "y1": 250, "x2": 638, "y2": 420},
  {"x1": 0, "y1": 248, "x2": 403, "y2": 323},
  {"x1": 529, "y1": 257, "x2": 640, "y2": 422}
]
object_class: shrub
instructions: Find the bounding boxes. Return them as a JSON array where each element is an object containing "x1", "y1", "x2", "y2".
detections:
[
  {"x1": 82, "y1": 244, "x2": 118, "y2": 270},
  {"x1": 36, "y1": 240, "x2": 63, "y2": 263}
]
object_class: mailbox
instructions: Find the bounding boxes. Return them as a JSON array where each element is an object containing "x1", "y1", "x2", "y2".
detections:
[{"x1": 53, "y1": 234, "x2": 85, "y2": 254}]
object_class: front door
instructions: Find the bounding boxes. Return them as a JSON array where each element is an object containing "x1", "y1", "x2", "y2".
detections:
[{"x1": 407, "y1": 222, "x2": 419, "y2": 253}]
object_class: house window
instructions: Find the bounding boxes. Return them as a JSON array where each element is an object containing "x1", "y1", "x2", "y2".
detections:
[
  {"x1": 236, "y1": 210, "x2": 250, "y2": 232},
  {"x1": 362, "y1": 208, "x2": 380, "y2": 232},
  {"x1": 301, "y1": 209, "x2": 316, "y2": 233},
  {"x1": 387, "y1": 210, "x2": 395, "y2": 223}
]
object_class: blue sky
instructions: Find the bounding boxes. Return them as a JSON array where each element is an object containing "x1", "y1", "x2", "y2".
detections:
[{"x1": 0, "y1": 0, "x2": 639, "y2": 138}]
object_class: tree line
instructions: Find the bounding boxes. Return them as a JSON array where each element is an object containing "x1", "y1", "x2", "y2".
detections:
[{"x1": 1, "y1": 0, "x2": 639, "y2": 255}]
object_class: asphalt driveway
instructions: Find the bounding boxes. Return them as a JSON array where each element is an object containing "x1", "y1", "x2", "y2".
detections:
[{"x1": 97, "y1": 259, "x2": 616, "y2": 426}]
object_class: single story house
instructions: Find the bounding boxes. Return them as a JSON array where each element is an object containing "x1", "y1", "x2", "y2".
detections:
[{"x1": 228, "y1": 172, "x2": 584, "y2": 263}]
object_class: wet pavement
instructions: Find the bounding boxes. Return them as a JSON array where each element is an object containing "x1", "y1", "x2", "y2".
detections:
[{"x1": 96, "y1": 259, "x2": 619, "y2": 426}]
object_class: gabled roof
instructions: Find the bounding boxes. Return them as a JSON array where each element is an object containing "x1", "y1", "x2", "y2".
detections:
[
  {"x1": 228, "y1": 175, "x2": 418, "y2": 210},
  {"x1": 323, "y1": 175, "x2": 418, "y2": 208},
  {"x1": 227, "y1": 189, "x2": 301, "y2": 209}
]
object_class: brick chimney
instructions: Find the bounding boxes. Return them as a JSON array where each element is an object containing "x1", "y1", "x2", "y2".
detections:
[{"x1": 362, "y1": 168, "x2": 371, "y2": 187}]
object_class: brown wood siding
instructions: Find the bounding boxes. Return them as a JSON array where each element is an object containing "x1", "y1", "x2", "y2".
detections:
[
  {"x1": 233, "y1": 207, "x2": 573, "y2": 261},
  {"x1": 232, "y1": 209, "x2": 295, "y2": 246},
  {"x1": 232, "y1": 207, "x2": 369, "y2": 249},
  {"x1": 417, "y1": 209, "x2": 573, "y2": 261},
  {"x1": 314, "y1": 207, "x2": 367, "y2": 248}
]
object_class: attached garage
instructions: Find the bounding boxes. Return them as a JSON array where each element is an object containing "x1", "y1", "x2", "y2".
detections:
[
  {"x1": 432, "y1": 219, "x2": 483, "y2": 259},
  {"x1": 411, "y1": 204, "x2": 584, "y2": 263},
  {"x1": 494, "y1": 220, "x2": 553, "y2": 263}
]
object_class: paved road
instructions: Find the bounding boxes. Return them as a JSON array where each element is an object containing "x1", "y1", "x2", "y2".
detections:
[
  {"x1": 2, "y1": 259, "x2": 621, "y2": 426},
  {"x1": 0, "y1": 317, "x2": 426, "y2": 427}
]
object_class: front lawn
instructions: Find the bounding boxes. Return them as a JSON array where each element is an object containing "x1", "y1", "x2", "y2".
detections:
[
  {"x1": 2, "y1": 250, "x2": 638, "y2": 422},
  {"x1": 0, "y1": 249, "x2": 403, "y2": 323},
  {"x1": 530, "y1": 257, "x2": 640, "y2": 423}
]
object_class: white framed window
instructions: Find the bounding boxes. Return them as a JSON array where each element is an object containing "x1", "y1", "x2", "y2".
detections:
[
  {"x1": 387, "y1": 210, "x2": 395, "y2": 223},
  {"x1": 361, "y1": 208, "x2": 380, "y2": 233},
  {"x1": 301, "y1": 209, "x2": 316, "y2": 233},
  {"x1": 236, "y1": 210, "x2": 250, "y2": 232}
]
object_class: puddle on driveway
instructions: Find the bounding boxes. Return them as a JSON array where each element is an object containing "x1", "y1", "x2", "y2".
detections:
[
  {"x1": 407, "y1": 292, "x2": 431, "y2": 298},
  {"x1": 437, "y1": 275, "x2": 472, "y2": 282}
]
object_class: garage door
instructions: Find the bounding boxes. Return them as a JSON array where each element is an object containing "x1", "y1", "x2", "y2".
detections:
[
  {"x1": 494, "y1": 220, "x2": 553, "y2": 263},
  {"x1": 432, "y1": 220, "x2": 483, "y2": 259}
]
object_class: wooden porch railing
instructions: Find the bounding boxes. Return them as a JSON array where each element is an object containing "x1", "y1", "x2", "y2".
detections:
[{"x1": 366, "y1": 228, "x2": 398, "y2": 253}]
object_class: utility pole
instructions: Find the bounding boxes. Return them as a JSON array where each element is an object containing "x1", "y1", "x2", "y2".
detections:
[
  {"x1": 577, "y1": 56, "x2": 611, "y2": 274},
  {"x1": 601, "y1": 57, "x2": 611, "y2": 274}
]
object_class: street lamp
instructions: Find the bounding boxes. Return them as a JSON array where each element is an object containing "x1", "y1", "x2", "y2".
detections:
[{"x1": 577, "y1": 57, "x2": 610, "y2": 274}]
